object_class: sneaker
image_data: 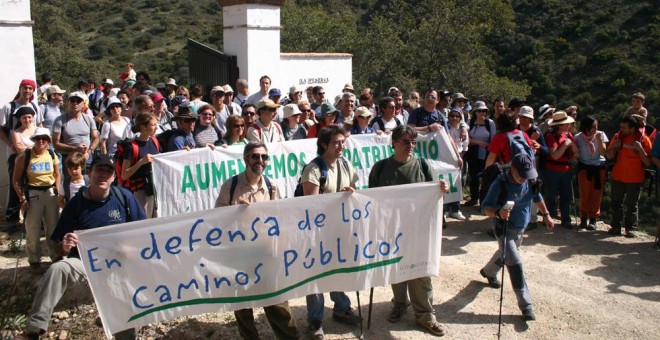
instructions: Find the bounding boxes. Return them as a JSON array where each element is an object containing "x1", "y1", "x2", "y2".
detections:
[
  {"x1": 332, "y1": 308, "x2": 362, "y2": 324},
  {"x1": 578, "y1": 222, "x2": 587, "y2": 230},
  {"x1": 308, "y1": 320, "x2": 324, "y2": 340},
  {"x1": 15, "y1": 330, "x2": 42, "y2": 340},
  {"x1": 388, "y1": 304, "x2": 407, "y2": 323},
  {"x1": 464, "y1": 199, "x2": 478, "y2": 207},
  {"x1": 607, "y1": 228, "x2": 622, "y2": 236},
  {"x1": 449, "y1": 211, "x2": 467, "y2": 220},
  {"x1": 480, "y1": 269, "x2": 501, "y2": 288},
  {"x1": 522, "y1": 309, "x2": 536, "y2": 321},
  {"x1": 586, "y1": 223, "x2": 597, "y2": 231},
  {"x1": 417, "y1": 320, "x2": 447, "y2": 336}
]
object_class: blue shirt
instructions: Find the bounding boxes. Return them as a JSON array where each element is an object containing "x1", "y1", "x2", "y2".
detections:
[
  {"x1": 408, "y1": 107, "x2": 447, "y2": 129},
  {"x1": 481, "y1": 176, "x2": 542, "y2": 230},
  {"x1": 51, "y1": 186, "x2": 146, "y2": 258},
  {"x1": 168, "y1": 129, "x2": 196, "y2": 151},
  {"x1": 651, "y1": 136, "x2": 660, "y2": 159}
]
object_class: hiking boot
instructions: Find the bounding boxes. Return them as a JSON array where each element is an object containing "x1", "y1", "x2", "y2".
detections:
[
  {"x1": 464, "y1": 199, "x2": 478, "y2": 207},
  {"x1": 388, "y1": 304, "x2": 407, "y2": 323},
  {"x1": 332, "y1": 308, "x2": 362, "y2": 324},
  {"x1": 417, "y1": 320, "x2": 447, "y2": 336},
  {"x1": 449, "y1": 211, "x2": 467, "y2": 220},
  {"x1": 607, "y1": 228, "x2": 622, "y2": 236},
  {"x1": 522, "y1": 309, "x2": 536, "y2": 321},
  {"x1": 480, "y1": 269, "x2": 501, "y2": 288},
  {"x1": 308, "y1": 320, "x2": 324, "y2": 340},
  {"x1": 624, "y1": 229, "x2": 636, "y2": 238}
]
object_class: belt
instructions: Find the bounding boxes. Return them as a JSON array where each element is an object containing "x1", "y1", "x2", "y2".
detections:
[{"x1": 27, "y1": 185, "x2": 55, "y2": 191}]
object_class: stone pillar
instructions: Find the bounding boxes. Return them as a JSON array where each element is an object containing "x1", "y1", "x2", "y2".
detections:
[
  {"x1": 0, "y1": 0, "x2": 36, "y2": 216},
  {"x1": 218, "y1": 0, "x2": 286, "y2": 91}
]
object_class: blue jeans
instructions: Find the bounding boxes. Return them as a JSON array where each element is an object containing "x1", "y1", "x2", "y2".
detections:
[
  {"x1": 543, "y1": 168, "x2": 573, "y2": 224},
  {"x1": 306, "y1": 292, "x2": 351, "y2": 323}
]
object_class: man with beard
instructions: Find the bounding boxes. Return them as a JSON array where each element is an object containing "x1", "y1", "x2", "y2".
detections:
[{"x1": 215, "y1": 142, "x2": 299, "y2": 340}]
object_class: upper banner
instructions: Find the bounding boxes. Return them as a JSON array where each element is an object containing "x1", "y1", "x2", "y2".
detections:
[
  {"x1": 152, "y1": 131, "x2": 461, "y2": 217},
  {"x1": 76, "y1": 183, "x2": 444, "y2": 338}
]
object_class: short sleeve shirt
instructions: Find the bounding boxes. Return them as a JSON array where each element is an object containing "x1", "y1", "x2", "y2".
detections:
[
  {"x1": 609, "y1": 132, "x2": 652, "y2": 183},
  {"x1": 215, "y1": 173, "x2": 279, "y2": 207},
  {"x1": 488, "y1": 129, "x2": 533, "y2": 164},
  {"x1": 301, "y1": 157, "x2": 358, "y2": 193},
  {"x1": 574, "y1": 131, "x2": 608, "y2": 165},
  {"x1": 52, "y1": 114, "x2": 97, "y2": 148}
]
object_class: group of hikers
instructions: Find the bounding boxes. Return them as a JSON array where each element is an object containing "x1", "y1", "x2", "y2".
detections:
[{"x1": 3, "y1": 67, "x2": 659, "y2": 339}]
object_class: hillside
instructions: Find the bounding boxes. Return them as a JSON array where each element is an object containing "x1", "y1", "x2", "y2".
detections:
[{"x1": 32, "y1": 0, "x2": 658, "y2": 131}]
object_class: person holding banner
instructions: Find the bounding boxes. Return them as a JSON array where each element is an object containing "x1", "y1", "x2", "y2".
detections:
[
  {"x1": 21, "y1": 155, "x2": 146, "y2": 340},
  {"x1": 215, "y1": 142, "x2": 299, "y2": 340},
  {"x1": 300, "y1": 126, "x2": 362, "y2": 339},
  {"x1": 368, "y1": 124, "x2": 449, "y2": 337}
]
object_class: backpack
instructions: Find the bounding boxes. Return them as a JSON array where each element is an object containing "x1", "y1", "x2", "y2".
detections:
[
  {"x1": 229, "y1": 174, "x2": 274, "y2": 202},
  {"x1": 370, "y1": 116, "x2": 402, "y2": 131},
  {"x1": 20, "y1": 148, "x2": 56, "y2": 203},
  {"x1": 4, "y1": 101, "x2": 39, "y2": 136},
  {"x1": 71, "y1": 185, "x2": 131, "y2": 225},
  {"x1": 114, "y1": 136, "x2": 160, "y2": 191},
  {"x1": 468, "y1": 116, "x2": 492, "y2": 135},
  {"x1": 250, "y1": 122, "x2": 283, "y2": 142},
  {"x1": 88, "y1": 89, "x2": 104, "y2": 114},
  {"x1": 156, "y1": 129, "x2": 177, "y2": 153},
  {"x1": 294, "y1": 156, "x2": 350, "y2": 196}
]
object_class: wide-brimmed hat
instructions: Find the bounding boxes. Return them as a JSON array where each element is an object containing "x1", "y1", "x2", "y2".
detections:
[
  {"x1": 548, "y1": 110, "x2": 575, "y2": 126},
  {"x1": 343, "y1": 83, "x2": 355, "y2": 92},
  {"x1": 283, "y1": 104, "x2": 302, "y2": 118},
  {"x1": 289, "y1": 85, "x2": 303, "y2": 95},
  {"x1": 472, "y1": 101, "x2": 488, "y2": 111},
  {"x1": 453, "y1": 93, "x2": 468, "y2": 102},
  {"x1": 355, "y1": 106, "x2": 372, "y2": 118},
  {"x1": 210, "y1": 86, "x2": 225, "y2": 96},
  {"x1": 104, "y1": 97, "x2": 126, "y2": 113},
  {"x1": 518, "y1": 106, "x2": 535, "y2": 119},
  {"x1": 14, "y1": 105, "x2": 36, "y2": 118},
  {"x1": 321, "y1": 102, "x2": 339, "y2": 117},
  {"x1": 538, "y1": 104, "x2": 555, "y2": 118},
  {"x1": 166, "y1": 78, "x2": 178, "y2": 87},
  {"x1": 173, "y1": 102, "x2": 196, "y2": 120},
  {"x1": 30, "y1": 127, "x2": 52, "y2": 143},
  {"x1": 222, "y1": 84, "x2": 234, "y2": 93}
]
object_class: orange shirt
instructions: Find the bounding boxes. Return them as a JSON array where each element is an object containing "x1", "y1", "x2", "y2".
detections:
[{"x1": 609, "y1": 132, "x2": 652, "y2": 183}]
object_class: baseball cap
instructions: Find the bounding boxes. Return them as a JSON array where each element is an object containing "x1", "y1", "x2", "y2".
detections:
[
  {"x1": 68, "y1": 91, "x2": 87, "y2": 101},
  {"x1": 257, "y1": 99, "x2": 280, "y2": 111},
  {"x1": 91, "y1": 154, "x2": 114, "y2": 170},
  {"x1": 268, "y1": 88, "x2": 282, "y2": 97},
  {"x1": 149, "y1": 92, "x2": 165, "y2": 102},
  {"x1": 47, "y1": 85, "x2": 66, "y2": 96},
  {"x1": 511, "y1": 153, "x2": 537, "y2": 180}
]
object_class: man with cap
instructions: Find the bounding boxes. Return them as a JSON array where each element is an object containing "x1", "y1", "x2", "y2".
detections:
[
  {"x1": 40, "y1": 85, "x2": 66, "y2": 132},
  {"x1": 210, "y1": 85, "x2": 231, "y2": 136},
  {"x1": 246, "y1": 75, "x2": 271, "y2": 106},
  {"x1": 479, "y1": 153, "x2": 554, "y2": 321},
  {"x1": 222, "y1": 84, "x2": 242, "y2": 116},
  {"x1": 281, "y1": 104, "x2": 307, "y2": 140},
  {"x1": 268, "y1": 88, "x2": 285, "y2": 123},
  {"x1": 234, "y1": 79, "x2": 250, "y2": 107},
  {"x1": 21, "y1": 154, "x2": 146, "y2": 340},
  {"x1": 247, "y1": 99, "x2": 285, "y2": 143},
  {"x1": 169, "y1": 103, "x2": 197, "y2": 151}
]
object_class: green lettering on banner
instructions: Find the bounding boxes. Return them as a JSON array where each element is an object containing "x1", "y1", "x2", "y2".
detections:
[
  {"x1": 181, "y1": 166, "x2": 196, "y2": 193},
  {"x1": 273, "y1": 154, "x2": 286, "y2": 179},
  {"x1": 360, "y1": 147, "x2": 372, "y2": 168},
  {"x1": 196, "y1": 163, "x2": 210, "y2": 190},
  {"x1": 371, "y1": 146, "x2": 382, "y2": 163},
  {"x1": 439, "y1": 172, "x2": 458, "y2": 193},
  {"x1": 287, "y1": 153, "x2": 299, "y2": 177},
  {"x1": 227, "y1": 160, "x2": 239, "y2": 178},
  {"x1": 429, "y1": 140, "x2": 439, "y2": 160},
  {"x1": 237, "y1": 159, "x2": 246, "y2": 174},
  {"x1": 212, "y1": 162, "x2": 227, "y2": 188}
]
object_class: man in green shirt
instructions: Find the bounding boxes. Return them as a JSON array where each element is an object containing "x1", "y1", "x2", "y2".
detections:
[{"x1": 368, "y1": 125, "x2": 449, "y2": 337}]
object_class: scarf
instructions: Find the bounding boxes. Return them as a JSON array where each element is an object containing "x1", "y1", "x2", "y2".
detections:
[{"x1": 581, "y1": 132, "x2": 596, "y2": 157}]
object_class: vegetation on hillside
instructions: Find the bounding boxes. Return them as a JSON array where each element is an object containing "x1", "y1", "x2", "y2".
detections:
[{"x1": 32, "y1": 0, "x2": 658, "y2": 131}]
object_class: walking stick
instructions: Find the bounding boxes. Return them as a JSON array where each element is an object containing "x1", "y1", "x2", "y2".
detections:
[
  {"x1": 356, "y1": 291, "x2": 364, "y2": 339},
  {"x1": 367, "y1": 287, "x2": 374, "y2": 329},
  {"x1": 497, "y1": 201, "x2": 514, "y2": 339}
]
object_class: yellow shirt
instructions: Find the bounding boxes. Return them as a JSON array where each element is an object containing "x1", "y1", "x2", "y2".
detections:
[{"x1": 26, "y1": 150, "x2": 57, "y2": 187}]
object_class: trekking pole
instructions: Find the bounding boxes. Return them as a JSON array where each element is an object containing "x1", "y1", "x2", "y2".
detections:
[
  {"x1": 367, "y1": 287, "x2": 374, "y2": 329},
  {"x1": 571, "y1": 174, "x2": 578, "y2": 230},
  {"x1": 497, "y1": 201, "x2": 514, "y2": 339},
  {"x1": 356, "y1": 291, "x2": 364, "y2": 339}
]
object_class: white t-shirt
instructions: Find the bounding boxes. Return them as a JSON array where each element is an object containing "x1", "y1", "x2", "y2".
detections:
[{"x1": 100, "y1": 117, "x2": 132, "y2": 156}]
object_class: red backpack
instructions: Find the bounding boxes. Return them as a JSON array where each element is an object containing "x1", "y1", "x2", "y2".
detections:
[{"x1": 114, "y1": 136, "x2": 160, "y2": 191}]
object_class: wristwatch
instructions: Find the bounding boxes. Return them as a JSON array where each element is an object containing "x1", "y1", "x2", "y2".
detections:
[{"x1": 541, "y1": 212, "x2": 550, "y2": 217}]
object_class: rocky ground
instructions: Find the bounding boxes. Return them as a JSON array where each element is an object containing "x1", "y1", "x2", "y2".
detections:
[{"x1": 1, "y1": 206, "x2": 659, "y2": 339}]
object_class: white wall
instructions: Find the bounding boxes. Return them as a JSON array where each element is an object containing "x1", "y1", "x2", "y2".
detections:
[
  {"x1": 0, "y1": 0, "x2": 36, "y2": 215},
  {"x1": 279, "y1": 53, "x2": 353, "y2": 100}
]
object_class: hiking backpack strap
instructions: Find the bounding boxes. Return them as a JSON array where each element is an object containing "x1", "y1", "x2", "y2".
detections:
[
  {"x1": 111, "y1": 185, "x2": 131, "y2": 221},
  {"x1": 229, "y1": 174, "x2": 239, "y2": 203}
]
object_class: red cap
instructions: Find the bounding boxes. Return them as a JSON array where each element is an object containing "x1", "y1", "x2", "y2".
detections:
[{"x1": 150, "y1": 92, "x2": 165, "y2": 102}]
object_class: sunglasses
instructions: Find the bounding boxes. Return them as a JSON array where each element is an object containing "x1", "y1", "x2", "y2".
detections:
[
  {"x1": 244, "y1": 111, "x2": 256, "y2": 116},
  {"x1": 181, "y1": 118, "x2": 196, "y2": 123},
  {"x1": 33, "y1": 136, "x2": 50, "y2": 142},
  {"x1": 69, "y1": 98, "x2": 83, "y2": 103},
  {"x1": 250, "y1": 153, "x2": 269, "y2": 161},
  {"x1": 300, "y1": 109, "x2": 313, "y2": 113},
  {"x1": 233, "y1": 124, "x2": 245, "y2": 129}
]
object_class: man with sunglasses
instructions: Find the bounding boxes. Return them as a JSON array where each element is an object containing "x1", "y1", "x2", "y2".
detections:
[
  {"x1": 241, "y1": 103, "x2": 258, "y2": 126},
  {"x1": 247, "y1": 99, "x2": 285, "y2": 143},
  {"x1": 215, "y1": 142, "x2": 299, "y2": 339},
  {"x1": 168, "y1": 104, "x2": 197, "y2": 151},
  {"x1": 368, "y1": 125, "x2": 450, "y2": 337},
  {"x1": 407, "y1": 89, "x2": 448, "y2": 134},
  {"x1": 52, "y1": 91, "x2": 99, "y2": 173}
]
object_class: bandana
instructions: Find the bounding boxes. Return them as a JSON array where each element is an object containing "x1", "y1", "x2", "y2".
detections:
[{"x1": 14, "y1": 79, "x2": 37, "y2": 101}]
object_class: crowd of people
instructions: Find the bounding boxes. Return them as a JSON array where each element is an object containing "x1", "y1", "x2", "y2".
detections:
[{"x1": 3, "y1": 67, "x2": 659, "y2": 339}]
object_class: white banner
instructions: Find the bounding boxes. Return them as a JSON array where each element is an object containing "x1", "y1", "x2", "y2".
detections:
[
  {"x1": 77, "y1": 184, "x2": 444, "y2": 338},
  {"x1": 152, "y1": 131, "x2": 462, "y2": 217}
]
